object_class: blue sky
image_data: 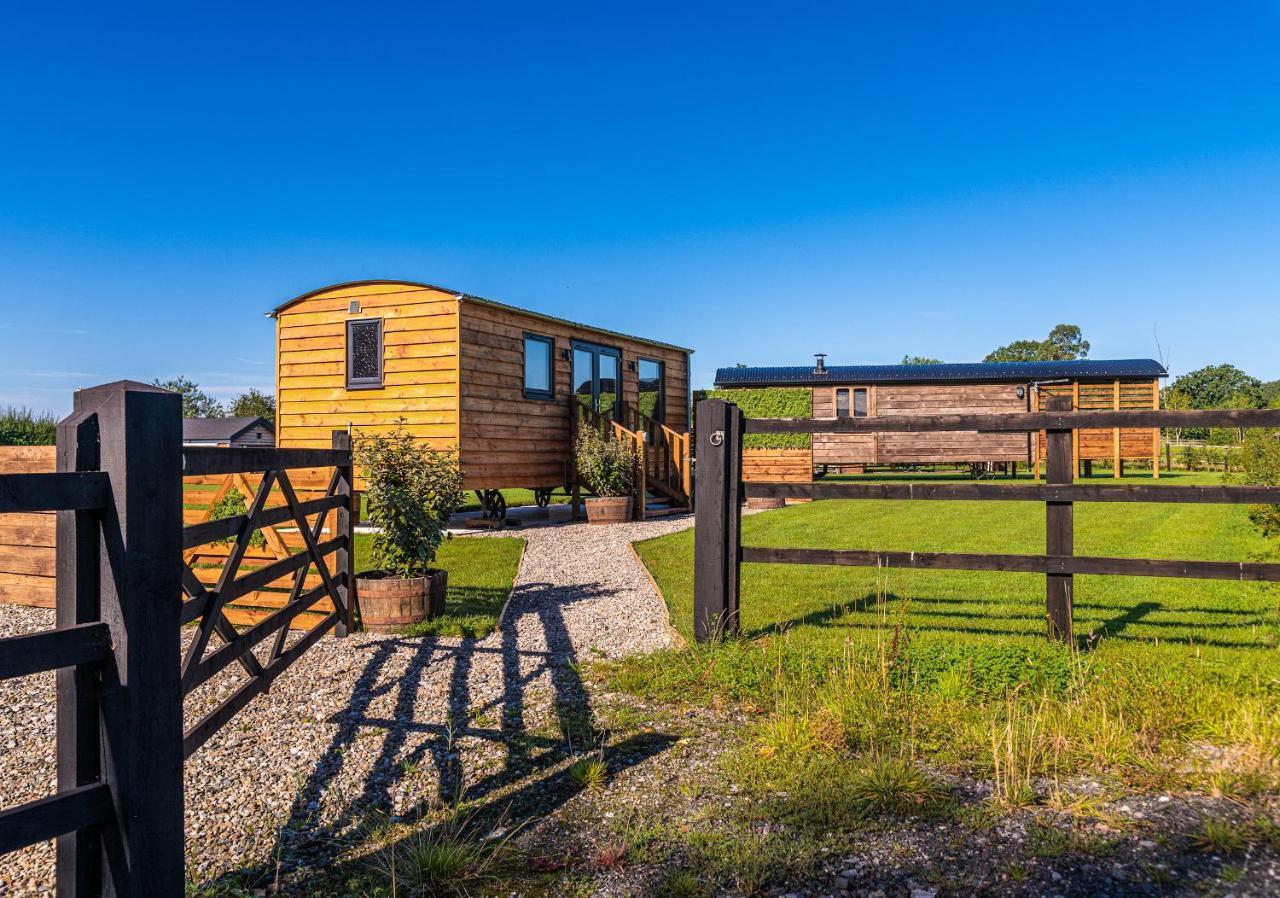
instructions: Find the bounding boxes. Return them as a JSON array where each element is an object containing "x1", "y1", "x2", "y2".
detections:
[{"x1": 2, "y1": 1, "x2": 1278, "y2": 413}]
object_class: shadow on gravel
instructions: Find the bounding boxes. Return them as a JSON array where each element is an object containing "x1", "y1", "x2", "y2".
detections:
[{"x1": 197, "y1": 579, "x2": 676, "y2": 892}]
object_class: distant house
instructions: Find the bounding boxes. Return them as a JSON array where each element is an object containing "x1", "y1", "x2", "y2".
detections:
[
  {"x1": 182, "y1": 417, "x2": 275, "y2": 449},
  {"x1": 714, "y1": 358, "x2": 1168, "y2": 477}
]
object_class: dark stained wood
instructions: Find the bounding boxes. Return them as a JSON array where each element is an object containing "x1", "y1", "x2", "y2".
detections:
[
  {"x1": 183, "y1": 582, "x2": 333, "y2": 693},
  {"x1": 0, "y1": 622, "x2": 111, "y2": 680},
  {"x1": 77, "y1": 381, "x2": 186, "y2": 895},
  {"x1": 743, "y1": 482, "x2": 1280, "y2": 504},
  {"x1": 332, "y1": 430, "x2": 355, "y2": 637},
  {"x1": 739, "y1": 547, "x2": 1280, "y2": 581},
  {"x1": 747, "y1": 408, "x2": 1280, "y2": 434},
  {"x1": 183, "y1": 610, "x2": 337, "y2": 759},
  {"x1": 1044, "y1": 396, "x2": 1074, "y2": 643},
  {"x1": 182, "y1": 446, "x2": 348, "y2": 476},
  {"x1": 55, "y1": 409, "x2": 103, "y2": 897},
  {"x1": 0, "y1": 472, "x2": 109, "y2": 513},
  {"x1": 693, "y1": 399, "x2": 743, "y2": 642},
  {"x1": 181, "y1": 495, "x2": 344, "y2": 550},
  {"x1": 180, "y1": 472, "x2": 279, "y2": 692},
  {"x1": 0, "y1": 782, "x2": 114, "y2": 857}
]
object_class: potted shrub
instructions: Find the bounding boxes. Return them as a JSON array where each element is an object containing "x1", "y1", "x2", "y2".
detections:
[
  {"x1": 353, "y1": 425, "x2": 465, "y2": 632},
  {"x1": 574, "y1": 422, "x2": 638, "y2": 524}
]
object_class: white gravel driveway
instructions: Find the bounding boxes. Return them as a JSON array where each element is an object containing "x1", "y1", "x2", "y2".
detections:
[{"x1": 0, "y1": 512, "x2": 694, "y2": 894}]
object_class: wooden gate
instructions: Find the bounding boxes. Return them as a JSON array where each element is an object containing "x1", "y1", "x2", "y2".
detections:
[
  {"x1": 692, "y1": 397, "x2": 1280, "y2": 643},
  {"x1": 0, "y1": 381, "x2": 357, "y2": 896}
]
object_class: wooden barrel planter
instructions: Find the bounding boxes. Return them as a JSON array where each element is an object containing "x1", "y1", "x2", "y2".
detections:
[
  {"x1": 585, "y1": 496, "x2": 632, "y2": 524},
  {"x1": 355, "y1": 569, "x2": 448, "y2": 632}
]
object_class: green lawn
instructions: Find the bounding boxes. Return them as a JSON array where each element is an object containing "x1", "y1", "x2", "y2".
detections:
[
  {"x1": 354, "y1": 533, "x2": 524, "y2": 638},
  {"x1": 639, "y1": 470, "x2": 1278, "y2": 651},
  {"x1": 612, "y1": 469, "x2": 1280, "y2": 798}
]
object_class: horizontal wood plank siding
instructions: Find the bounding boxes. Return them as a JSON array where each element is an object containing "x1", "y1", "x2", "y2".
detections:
[
  {"x1": 0, "y1": 447, "x2": 56, "y2": 607},
  {"x1": 742, "y1": 448, "x2": 813, "y2": 483},
  {"x1": 457, "y1": 300, "x2": 689, "y2": 490},
  {"x1": 813, "y1": 383, "x2": 1028, "y2": 465},
  {"x1": 275, "y1": 284, "x2": 461, "y2": 450}
]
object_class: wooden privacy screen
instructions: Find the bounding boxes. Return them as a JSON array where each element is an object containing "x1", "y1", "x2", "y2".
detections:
[
  {"x1": 742, "y1": 448, "x2": 813, "y2": 484},
  {"x1": 0, "y1": 447, "x2": 343, "y2": 630},
  {"x1": 1035, "y1": 380, "x2": 1160, "y2": 468},
  {"x1": 0, "y1": 447, "x2": 57, "y2": 608}
]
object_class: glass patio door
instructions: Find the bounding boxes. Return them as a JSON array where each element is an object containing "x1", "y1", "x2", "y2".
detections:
[{"x1": 572, "y1": 340, "x2": 622, "y2": 420}]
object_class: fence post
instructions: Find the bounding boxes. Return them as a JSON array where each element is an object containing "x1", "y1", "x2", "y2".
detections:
[
  {"x1": 1044, "y1": 395, "x2": 1074, "y2": 643},
  {"x1": 693, "y1": 399, "x2": 743, "y2": 642},
  {"x1": 80, "y1": 381, "x2": 185, "y2": 896},
  {"x1": 55, "y1": 411, "x2": 102, "y2": 897},
  {"x1": 332, "y1": 430, "x2": 354, "y2": 637}
]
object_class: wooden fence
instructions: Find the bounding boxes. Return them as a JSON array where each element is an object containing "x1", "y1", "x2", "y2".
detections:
[
  {"x1": 0, "y1": 381, "x2": 355, "y2": 895},
  {"x1": 0, "y1": 449, "x2": 344, "y2": 631},
  {"x1": 692, "y1": 397, "x2": 1280, "y2": 643}
]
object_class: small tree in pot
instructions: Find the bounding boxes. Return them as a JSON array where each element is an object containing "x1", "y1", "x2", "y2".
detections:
[
  {"x1": 354, "y1": 425, "x2": 465, "y2": 631},
  {"x1": 575, "y1": 422, "x2": 638, "y2": 524}
]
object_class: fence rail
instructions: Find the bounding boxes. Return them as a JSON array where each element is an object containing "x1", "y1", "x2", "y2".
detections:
[
  {"x1": 0, "y1": 380, "x2": 356, "y2": 897},
  {"x1": 694, "y1": 398, "x2": 1280, "y2": 644},
  {"x1": 746, "y1": 407, "x2": 1280, "y2": 434}
]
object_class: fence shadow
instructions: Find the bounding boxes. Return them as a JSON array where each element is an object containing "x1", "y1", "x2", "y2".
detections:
[
  {"x1": 750, "y1": 588, "x2": 1273, "y2": 650},
  {"x1": 196, "y1": 579, "x2": 677, "y2": 891}
]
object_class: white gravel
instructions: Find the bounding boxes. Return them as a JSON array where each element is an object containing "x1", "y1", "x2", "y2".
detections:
[{"x1": 0, "y1": 512, "x2": 693, "y2": 895}]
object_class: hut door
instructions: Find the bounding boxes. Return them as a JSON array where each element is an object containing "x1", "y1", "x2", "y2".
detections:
[{"x1": 572, "y1": 340, "x2": 622, "y2": 420}]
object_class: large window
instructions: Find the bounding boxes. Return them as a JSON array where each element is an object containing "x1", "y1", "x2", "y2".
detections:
[
  {"x1": 638, "y1": 358, "x2": 664, "y2": 420},
  {"x1": 346, "y1": 319, "x2": 383, "y2": 389},
  {"x1": 571, "y1": 340, "x2": 622, "y2": 419},
  {"x1": 835, "y1": 387, "x2": 869, "y2": 418},
  {"x1": 523, "y1": 333, "x2": 554, "y2": 399}
]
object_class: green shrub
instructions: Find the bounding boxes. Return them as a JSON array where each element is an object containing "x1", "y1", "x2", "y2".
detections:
[
  {"x1": 696, "y1": 388, "x2": 813, "y2": 449},
  {"x1": 574, "y1": 423, "x2": 637, "y2": 497},
  {"x1": 354, "y1": 424, "x2": 465, "y2": 578},
  {"x1": 209, "y1": 488, "x2": 266, "y2": 548},
  {"x1": 0, "y1": 406, "x2": 57, "y2": 445},
  {"x1": 1230, "y1": 429, "x2": 1280, "y2": 545}
]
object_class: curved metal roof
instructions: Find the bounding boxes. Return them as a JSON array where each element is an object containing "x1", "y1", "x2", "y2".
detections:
[
  {"x1": 714, "y1": 358, "x2": 1167, "y2": 388},
  {"x1": 269, "y1": 279, "x2": 693, "y2": 354}
]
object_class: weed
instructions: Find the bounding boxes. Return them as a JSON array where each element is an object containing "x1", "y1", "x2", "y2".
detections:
[
  {"x1": 590, "y1": 841, "x2": 628, "y2": 871},
  {"x1": 1194, "y1": 818, "x2": 1250, "y2": 855},
  {"x1": 844, "y1": 755, "x2": 949, "y2": 816},
  {"x1": 367, "y1": 804, "x2": 520, "y2": 897},
  {"x1": 569, "y1": 755, "x2": 608, "y2": 792}
]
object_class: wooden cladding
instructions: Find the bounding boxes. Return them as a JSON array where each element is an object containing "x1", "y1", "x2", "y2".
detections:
[
  {"x1": 742, "y1": 448, "x2": 813, "y2": 484},
  {"x1": 457, "y1": 299, "x2": 689, "y2": 490},
  {"x1": 275, "y1": 280, "x2": 692, "y2": 493}
]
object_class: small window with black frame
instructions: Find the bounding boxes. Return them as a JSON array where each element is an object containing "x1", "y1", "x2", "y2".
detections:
[
  {"x1": 638, "y1": 357, "x2": 664, "y2": 420},
  {"x1": 346, "y1": 319, "x2": 383, "y2": 389},
  {"x1": 523, "y1": 333, "x2": 555, "y2": 399}
]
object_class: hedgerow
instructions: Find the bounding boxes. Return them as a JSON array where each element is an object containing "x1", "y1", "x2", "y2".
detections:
[{"x1": 695, "y1": 388, "x2": 813, "y2": 449}]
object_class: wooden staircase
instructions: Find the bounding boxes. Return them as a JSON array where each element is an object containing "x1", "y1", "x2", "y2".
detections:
[{"x1": 570, "y1": 399, "x2": 692, "y2": 521}]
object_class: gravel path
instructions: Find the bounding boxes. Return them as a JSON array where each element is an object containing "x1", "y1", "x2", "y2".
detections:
[{"x1": 0, "y1": 513, "x2": 693, "y2": 895}]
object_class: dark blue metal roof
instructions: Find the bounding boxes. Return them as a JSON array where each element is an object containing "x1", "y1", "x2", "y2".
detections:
[{"x1": 714, "y1": 358, "x2": 1167, "y2": 388}]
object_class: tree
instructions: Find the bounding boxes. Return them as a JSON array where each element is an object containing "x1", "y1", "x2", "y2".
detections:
[
  {"x1": 152, "y1": 376, "x2": 224, "y2": 418},
  {"x1": 901, "y1": 355, "x2": 942, "y2": 366},
  {"x1": 1042, "y1": 324, "x2": 1090, "y2": 361},
  {"x1": 230, "y1": 388, "x2": 275, "y2": 423},
  {"x1": 1168, "y1": 364, "x2": 1264, "y2": 410},
  {"x1": 1262, "y1": 379, "x2": 1280, "y2": 408},
  {"x1": 984, "y1": 324, "x2": 1090, "y2": 363}
]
